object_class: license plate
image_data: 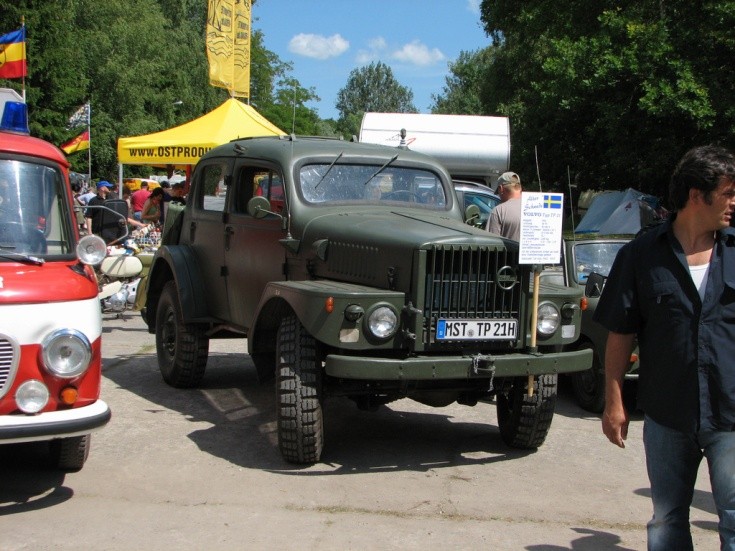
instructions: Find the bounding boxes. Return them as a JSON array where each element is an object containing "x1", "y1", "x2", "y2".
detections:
[{"x1": 436, "y1": 318, "x2": 517, "y2": 341}]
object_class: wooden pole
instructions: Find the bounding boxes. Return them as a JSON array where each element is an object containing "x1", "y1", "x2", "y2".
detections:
[{"x1": 528, "y1": 268, "x2": 541, "y2": 396}]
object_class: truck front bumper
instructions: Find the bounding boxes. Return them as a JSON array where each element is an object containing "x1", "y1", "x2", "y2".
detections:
[
  {"x1": 0, "y1": 399, "x2": 111, "y2": 444},
  {"x1": 325, "y1": 348, "x2": 592, "y2": 380}
]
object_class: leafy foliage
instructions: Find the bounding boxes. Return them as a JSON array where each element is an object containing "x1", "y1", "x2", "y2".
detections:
[
  {"x1": 0, "y1": 0, "x2": 319, "y2": 178},
  {"x1": 335, "y1": 61, "x2": 417, "y2": 138},
  {"x1": 431, "y1": 48, "x2": 496, "y2": 115},
  {"x1": 475, "y1": 0, "x2": 735, "y2": 199}
]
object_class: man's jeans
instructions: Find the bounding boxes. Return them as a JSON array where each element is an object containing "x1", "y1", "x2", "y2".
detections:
[{"x1": 643, "y1": 415, "x2": 735, "y2": 551}]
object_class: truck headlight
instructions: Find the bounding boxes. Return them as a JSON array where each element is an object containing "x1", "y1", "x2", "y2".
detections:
[
  {"x1": 41, "y1": 329, "x2": 92, "y2": 378},
  {"x1": 536, "y1": 302, "x2": 560, "y2": 337},
  {"x1": 16, "y1": 380, "x2": 49, "y2": 413},
  {"x1": 366, "y1": 305, "x2": 399, "y2": 340}
]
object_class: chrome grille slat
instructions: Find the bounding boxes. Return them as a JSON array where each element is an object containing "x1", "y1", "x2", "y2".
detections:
[
  {"x1": 422, "y1": 245, "x2": 521, "y2": 344},
  {"x1": 0, "y1": 337, "x2": 17, "y2": 397}
]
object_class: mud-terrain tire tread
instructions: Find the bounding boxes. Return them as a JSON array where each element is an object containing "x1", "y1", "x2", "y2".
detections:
[
  {"x1": 50, "y1": 434, "x2": 90, "y2": 471},
  {"x1": 156, "y1": 281, "x2": 209, "y2": 388},
  {"x1": 497, "y1": 374, "x2": 557, "y2": 449},
  {"x1": 276, "y1": 314, "x2": 324, "y2": 464}
]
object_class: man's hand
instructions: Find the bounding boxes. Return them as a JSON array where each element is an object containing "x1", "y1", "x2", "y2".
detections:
[
  {"x1": 600, "y1": 331, "x2": 635, "y2": 448},
  {"x1": 602, "y1": 401, "x2": 629, "y2": 448}
]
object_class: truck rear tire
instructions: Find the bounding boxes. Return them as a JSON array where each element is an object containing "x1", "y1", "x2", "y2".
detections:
[
  {"x1": 276, "y1": 314, "x2": 324, "y2": 464},
  {"x1": 497, "y1": 374, "x2": 557, "y2": 449},
  {"x1": 50, "y1": 434, "x2": 90, "y2": 471},
  {"x1": 570, "y1": 343, "x2": 605, "y2": 413},
  {"x1": 156, "y1": 281, "x2": 209, "y2": 388}
]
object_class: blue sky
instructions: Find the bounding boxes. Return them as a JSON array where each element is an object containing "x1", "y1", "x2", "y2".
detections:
[{"x1": 252, "y1": 0, "x2": 490, "y2": 120}]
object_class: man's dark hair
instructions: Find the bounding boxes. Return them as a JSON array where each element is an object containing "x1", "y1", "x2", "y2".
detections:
[{"x1": 669, "y1": 145, "x2": 735, "y2": 210}]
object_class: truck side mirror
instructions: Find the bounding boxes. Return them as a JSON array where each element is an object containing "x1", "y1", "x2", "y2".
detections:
[
  {"x1": 246, "y1": 195, "x2": 285, "y2": 223},
  {"x1": 464, "y1": 204, "x2": 480, "y2": 226},
  {"x1": 585, "y1": 272, "x2": 607, "y2": 298}
]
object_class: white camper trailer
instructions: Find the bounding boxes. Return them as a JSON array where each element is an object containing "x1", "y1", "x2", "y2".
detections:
[{"x1": 359, "y1": 112, "x2": 510, "y2": 184}]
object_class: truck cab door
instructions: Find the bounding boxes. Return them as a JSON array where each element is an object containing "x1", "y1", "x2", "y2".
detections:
[
  {"x1": 184, "y1": 159, "x2": 232, "y2": 321},
  {"x1": 224, "y1": 164, "x2": 287, "y2": 329}
]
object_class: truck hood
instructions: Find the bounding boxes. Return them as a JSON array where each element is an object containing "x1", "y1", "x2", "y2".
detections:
[
  {"x1": 300, "y1": 209, "x2": 510, "y2": 250},
  {"x1": 299, "y1": 210, "x2": 514, "y2": 291}
]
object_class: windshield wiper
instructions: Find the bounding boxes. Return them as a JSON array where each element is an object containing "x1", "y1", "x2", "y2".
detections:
[
  {"x1": 0, "y1": 247, "x2": 45, "y2": 265},
  {"x1": 314, "y1": 151, "x2": 344, "y2": 189},
  {"x1": 362, "y1": 154, "x2": 399, "y2": 187}
]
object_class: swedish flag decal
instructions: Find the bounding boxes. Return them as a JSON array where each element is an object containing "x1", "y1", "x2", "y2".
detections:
[{"x1": 543, "y1": 195, "x2": 563, "y2": 209}]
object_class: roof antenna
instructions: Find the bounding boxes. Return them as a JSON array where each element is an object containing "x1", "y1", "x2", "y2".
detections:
[{"x1": 291, "y1": 85, "x2": 296, "y2": 135}]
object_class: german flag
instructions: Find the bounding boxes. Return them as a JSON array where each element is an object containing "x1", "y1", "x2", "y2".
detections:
[
  {"x1": 0, "y1": 28, "x2": 26, "y2": 79},
  {"x1": 61, "y1": 130, "x2": 90, "y2": 154}
]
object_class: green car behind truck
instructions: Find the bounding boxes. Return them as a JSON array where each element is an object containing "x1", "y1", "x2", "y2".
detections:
[{"x1": 137, "y1": 135, "x2": 591, "y2": 463}]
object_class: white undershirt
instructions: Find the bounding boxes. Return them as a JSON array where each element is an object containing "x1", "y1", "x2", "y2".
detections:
[{"x1": 689, "y1": 263, "x2": 710, "y2": 301}]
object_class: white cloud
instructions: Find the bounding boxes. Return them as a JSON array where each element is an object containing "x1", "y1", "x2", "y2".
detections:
[
  {"x1": 368, "y1": 37, "x2": 387, "y2": 51},
  {"x1": 356, "y1": 36, "x2": 387, "y2": 64},
  {"x1": 288, "y1": 33, "x2": 349, "y2": 60},
  {"x1": 467, "y1": 0, "x2": 481, "y2": 15},
  {"x1": 391, "y1": 40, "x2": 445, "y2": 66}
]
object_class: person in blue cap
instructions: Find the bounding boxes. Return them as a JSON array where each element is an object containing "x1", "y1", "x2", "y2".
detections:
[{"x1": 85, "y1": 180, "x2": 113, "y2": 235}]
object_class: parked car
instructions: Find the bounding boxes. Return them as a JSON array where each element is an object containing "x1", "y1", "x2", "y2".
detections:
[
  {"x1": 136, "y1": 135, "x2": 591, "y2": 464},
  {"x1": 542, "y1": 234, "x2": 639, "y2": 412},
  {"x1": 453, "y1": 179, "x2": 500, "y2": 228}
]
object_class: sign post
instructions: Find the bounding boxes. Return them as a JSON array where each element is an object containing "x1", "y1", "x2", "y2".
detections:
[{"x1": 518, "y1": 192, "x2": 565, "y2": 395}]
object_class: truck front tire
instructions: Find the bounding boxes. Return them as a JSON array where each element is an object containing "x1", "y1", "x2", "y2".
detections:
[
  {"x1": 276, "y1": 314, "x2": 324, "y2": 464},
  {"x1": 156, "y1": 281, "x2": 209, "y2": 388},
  {"x1": 497, "y1": 374, "x2": 557, "y2": 449}
]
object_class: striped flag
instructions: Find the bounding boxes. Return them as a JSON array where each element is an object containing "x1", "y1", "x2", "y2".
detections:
[
  {"x1": 67, "y1": 102, "x2": 90, "y2": 129},
  {"x1": 0, "y1": 27, "x2": 27, "y2": 79},
  {"x1": 61, "y1": 130, "x2": 90, "y2": 154}
]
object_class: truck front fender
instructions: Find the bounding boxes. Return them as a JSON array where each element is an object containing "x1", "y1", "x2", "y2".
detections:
[
  {"x1": 249, "y1": 280, "x2": 405, "y2": 356},
  {"x1": 141, "y1": 245, "x2": 210, "y2": 330}
]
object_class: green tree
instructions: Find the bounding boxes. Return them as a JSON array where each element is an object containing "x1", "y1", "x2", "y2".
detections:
[
  {"x1": 335, "y1": 61, "x2": 417, "y2": 138},
  {"x1": 431, "y1": 48, "x2": 495, "y2": 115},
  {"x1": 0, "y1": 0, "x2": 318, "y2": 178},
  {"x1": 479, "y1": 0, "x2": 735, "y2": 200}
]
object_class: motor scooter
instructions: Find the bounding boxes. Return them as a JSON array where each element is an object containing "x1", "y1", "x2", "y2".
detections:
[
  {"x1": 98, "y1": 246, "x2": 144, "y2": 315},
  {"x1": 76, "y1": 202, "x2": 153, "y2": 316}
]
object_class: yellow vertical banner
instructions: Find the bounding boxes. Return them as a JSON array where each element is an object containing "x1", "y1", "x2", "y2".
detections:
[{"x1": 206, "y1": 0, "x2": 251, "y2": 98}]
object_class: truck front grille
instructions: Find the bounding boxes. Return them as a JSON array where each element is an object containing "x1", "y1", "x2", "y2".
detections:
[
  {"x1": 0, "y1": 336, "x2": 17, "y2": 398},
  {"x1": 422, "y1": 245, "x2": 522, "y2": 344}
]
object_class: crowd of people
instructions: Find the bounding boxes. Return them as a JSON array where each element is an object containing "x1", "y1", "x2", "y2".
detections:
[{"x1": 72, "y1": 177, "x2": 187, "y2": 244}]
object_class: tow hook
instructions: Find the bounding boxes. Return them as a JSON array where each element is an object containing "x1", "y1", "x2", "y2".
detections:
[
  {"x1": 471, "y1": 354, "x2": 495, "y2": 373},
  {"x1": 471, "y1": 353, "x2": 496, "y2": 384}
]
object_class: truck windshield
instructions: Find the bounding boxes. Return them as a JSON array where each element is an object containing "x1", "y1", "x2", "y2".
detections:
[
  {"x1": 300, "y1": 163, "x2": 447, "y2": 209},
  {"x1": 573, "y1": 241, "x2": 627, "y2": 283},
  {"x1": 0, "y1": 159, "x2": 75, "y2": 258}
]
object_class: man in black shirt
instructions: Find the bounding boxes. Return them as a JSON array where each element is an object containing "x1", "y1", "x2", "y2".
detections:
[
  {"x1": 595, "y1": 145, "x2": 735, "y2": 550},
  {"x1": 85, "y1": 180, "x2": 113, "y2": 236}
]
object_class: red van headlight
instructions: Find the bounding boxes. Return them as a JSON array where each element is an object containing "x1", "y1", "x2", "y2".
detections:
[{"x1": 40, "y1": 329, "x2": 92, "y2": 378}]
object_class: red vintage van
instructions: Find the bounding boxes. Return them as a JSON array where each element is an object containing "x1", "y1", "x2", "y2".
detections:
[{"x1": 0, "y1": 95, "x2": 110, "y2": 471}]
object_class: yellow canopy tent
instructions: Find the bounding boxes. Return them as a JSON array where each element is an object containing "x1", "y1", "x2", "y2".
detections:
[{"x1": 117, "y1": 98, "x2": 284, "y2": 166}]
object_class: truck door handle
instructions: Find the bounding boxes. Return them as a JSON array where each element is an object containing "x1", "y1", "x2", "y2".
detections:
[
  {"x1": 189, "y1": 221, "x2": 197, "y2": 242},
  {"x1": 225, "y1": 226, "x2": 234, "y2": 250}
]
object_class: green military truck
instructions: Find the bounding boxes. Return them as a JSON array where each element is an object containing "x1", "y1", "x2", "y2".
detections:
[{"x1": 137, "y1": 135, "x2": 591, "y2": 463}]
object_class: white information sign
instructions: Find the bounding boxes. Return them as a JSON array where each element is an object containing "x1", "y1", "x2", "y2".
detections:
[{"x1": 519, "y1": 192, "x2": 565, "y2": 264}]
